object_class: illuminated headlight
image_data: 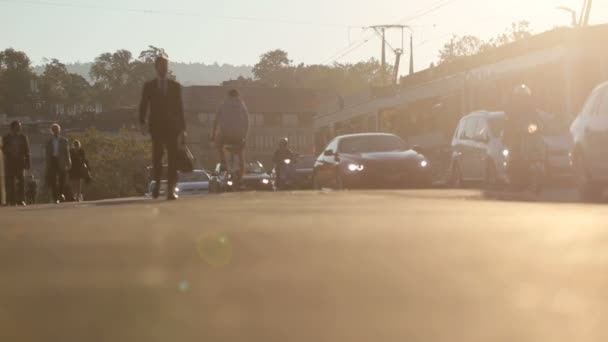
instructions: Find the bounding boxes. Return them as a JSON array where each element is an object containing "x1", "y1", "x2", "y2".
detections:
[
  {"x1": 420, "y1": 160, "x2": 429, "y2": 168},
  {"x1": 174, "y1": 187, "x2": 180, "y2": 193},
  {"x1": 347, "y1": 163, "x2": 365, "y2": 172},
  {"x1": 227, "y1": 180, "x2": 234, "y2": 186},
  {"x1": 262, "y1": 178, "x2": 270, "y2": 185},
  {"x1": 284, "y1": 159, "x2": 291, "y2": 165},
  {"x1": 502, "y1": 149, "x2": 510, "y2": 158}
]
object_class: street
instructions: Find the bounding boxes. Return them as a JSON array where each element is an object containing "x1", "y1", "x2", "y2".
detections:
[{"x1": 1, "y1": 189, "x2": 608, "y2": 342}]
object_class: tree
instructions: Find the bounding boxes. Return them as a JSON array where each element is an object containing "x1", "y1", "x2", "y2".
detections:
[
  {"x1": 437, "y1": 21, "x2": 533, "y2": 65},
  {"x1": 494, "y1": 21, "x2": 533, "y2": 45},
  {"x1": 67, "y1": 128, "x2": 152, "y2": 200},
  {"x1": 138, "y1": 45, "x2": 168, "y2": 64},
  {"x1": 252, "y1": 49, "x2": 292, "y2": 86},
  {"x1": 0, "y1": 48, "x2": 34, "y2": 115},
  {"x1": 90, "y1": 47, "x2": 173, "y2": 109},
  {"x1": 39, "y1": 58, "x2": 69, "y2": 107},
  {"x1": 438, "y1": 35, "x2": 492, "y2": 64}
]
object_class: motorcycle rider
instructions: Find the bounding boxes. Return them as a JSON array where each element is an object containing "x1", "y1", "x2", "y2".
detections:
[
  {"x1": 211, "y1": 89, "x2": 250, "y2": 180},
  {"x1": 502, "y1": 84, "x2": 543, "y2": 189},
  {"x1": 273, "y1": 138, "x2": 296, "y2": 181}
]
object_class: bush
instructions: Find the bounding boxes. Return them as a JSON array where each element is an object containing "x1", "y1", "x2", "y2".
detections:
[{"x1": 68, "y1": 128, "x2": 151, "y2": 200}]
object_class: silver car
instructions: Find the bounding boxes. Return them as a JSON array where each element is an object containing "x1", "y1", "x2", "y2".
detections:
[
  {"x1": 148, "y1": 170, "x2": 210, "y2": 197},
  {"x1": 450, "y1": 111, "x2": 509, "y2": 187},
  {"x1": 570, "y1": 81, "x2": 608, "y2": 200}
]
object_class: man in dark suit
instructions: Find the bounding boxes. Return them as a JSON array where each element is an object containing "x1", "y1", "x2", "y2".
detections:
[
  {"x1": 2, "y1": 120, "x2": 31, "y2": 206},
  {"x1": 45, "y1": 123, "x2": 72, "y2": 204},
  {"x1": 139, "y1": 56, "x2": 186, "y2": 201}
]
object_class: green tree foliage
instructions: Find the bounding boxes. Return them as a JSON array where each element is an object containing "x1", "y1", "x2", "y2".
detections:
[
  {"x1": 0, "y1": 48, "x2": 34, "y2": 115},
  {"x1": 90, "y1": 46, "x2": 173, "y2": 110},
  {"x1": 438, "y1": 21, "x2": 533, "y2": 65},
  {"x1": 223, "y1": 49, "x2": 390, "y2": 92},
  {"x1": 38, "y1": 58, "x2": 93, "y2": 116},
  {"x1": 67, "y1": 128, "x2": 151, "y2": 200}
]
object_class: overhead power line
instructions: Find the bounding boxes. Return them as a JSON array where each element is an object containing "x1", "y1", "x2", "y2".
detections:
[
  {"x1": 395, "y1": 0, "x2": 462, "y2": 24},
  {"x1": 0, "y1": 0, "x2": 360, "y2": 28}
]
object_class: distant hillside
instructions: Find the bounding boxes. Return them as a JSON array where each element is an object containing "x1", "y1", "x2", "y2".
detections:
[{"x1": 33, "y1": 62, "x2": 253, "y2": 86}]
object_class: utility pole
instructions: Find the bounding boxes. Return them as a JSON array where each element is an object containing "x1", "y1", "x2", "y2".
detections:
[
  {"x1": 579, "y1": 0, "x2": 593, "y2": 26},
  {"x1": 367, "y1": 25, "x2": 412, "y2": 86}
]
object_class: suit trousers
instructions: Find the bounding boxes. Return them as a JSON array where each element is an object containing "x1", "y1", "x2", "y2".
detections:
[
  {"x1": 152, "y1": 133, "x2": 179, "y2": 189},
  {"x1": 48, "y1": 157, "x2": 66, "y2": 202},
  {"x1": 4, "y1": 160, "x2": 25, "y2": 205}
]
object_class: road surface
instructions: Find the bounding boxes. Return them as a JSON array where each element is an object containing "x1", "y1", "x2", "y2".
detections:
[{"x1": 1, "y1": 189, "x2": 608, "y2": 342}]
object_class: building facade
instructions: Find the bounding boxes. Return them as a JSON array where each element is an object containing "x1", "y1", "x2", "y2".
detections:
[
  {"x1": 315, "y1": 25, "x2": 608, "y2": 152},
  {"x1": 182, "y1": 86, "x2": 324, "y2": 170}
]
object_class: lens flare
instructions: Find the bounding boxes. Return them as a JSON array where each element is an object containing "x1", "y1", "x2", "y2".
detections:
[{"x1": 197, "y1": 233, "x2": 233, "y2": 267}]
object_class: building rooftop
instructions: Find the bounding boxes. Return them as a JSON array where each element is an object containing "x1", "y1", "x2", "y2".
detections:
[{"x1": 182, "y1": 86, "x2": 329, "y2": 114}]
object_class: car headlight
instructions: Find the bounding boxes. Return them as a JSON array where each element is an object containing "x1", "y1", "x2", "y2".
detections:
[
  {"x1": 262, "y1": 178, "x2": 270, "y2": 185},
  {"x1": 347, "y1": 163, "x2": 365, "y2": 172},
  {"x1": 284, "y1": 159, "x2": 291, "y2": 165},
  {"x1": 174, "y1": 187, "x2": 180, "y2": 193},
  {"x1": 227, "y1": 180, "x2": 234, "y2": 186},
  {"x1": 502, "y1": 149, "x2": 510, "y2": 158},
  {"x1": 420, "y1": 160, "x2": 429, "y2": 168}
]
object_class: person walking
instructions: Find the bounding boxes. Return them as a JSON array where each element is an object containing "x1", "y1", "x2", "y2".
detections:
[
  {"x1": 139, "y1": 56, "x2": 186, "y2": 201},
  {"x1": 45, "y1": 123, "x2": 71, "y2": 204},
  {"x1": 69, "y1": 140, "x2": 89, "y2": 202},
  {"x1": 1, "y1": 120, "x2": 31, "y2": 206}
]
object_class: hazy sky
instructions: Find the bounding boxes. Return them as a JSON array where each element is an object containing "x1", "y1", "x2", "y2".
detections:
[{"x1": 1, "y1": 0, "x2": 607, "y2": 75}]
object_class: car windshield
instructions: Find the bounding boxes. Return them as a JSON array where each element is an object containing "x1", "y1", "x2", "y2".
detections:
[
  {"x1": 339, "y1": 135, "x2": 406, "y2": 154},
  {"x1": 488, "y1": 117, "x2": 505, "y2": 137},
  {"x1": 296, "y1": 155, "x2": 316, "y2": 169},
  {"x1": 179, "y1": 171, "x2": 209, "y2": 182},
  {"x1": 246, "y1": 162, "x2": 265, "y2": 174}
]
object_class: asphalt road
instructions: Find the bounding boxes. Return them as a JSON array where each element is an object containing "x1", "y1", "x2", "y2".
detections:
[{"x1": 1, "y1": 189, "x2": 608, "y2": 342}]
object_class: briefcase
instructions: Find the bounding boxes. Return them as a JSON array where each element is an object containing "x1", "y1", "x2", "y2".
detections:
[{"x1": 177, "y1": 145, "x2": 195, "y2": 173}]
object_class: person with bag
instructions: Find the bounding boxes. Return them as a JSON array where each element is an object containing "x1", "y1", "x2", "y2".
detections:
[
  {"x1": 139, "y1": 56, "x2": 186, "y2": 201},
  {"x1": 69, "y1": 140, "x2": 90, "y2": 202}
]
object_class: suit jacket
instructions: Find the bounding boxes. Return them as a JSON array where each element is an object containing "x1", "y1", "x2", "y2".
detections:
[
  {"x1": 1, "y1": 133, "x2": 31, "y2": 170},
  {"x1": 139, "y1": 78, "x2": 186, "y2": 137},
  {"x1": 45, "y1": 136, "x2": 72, "y2": 171}
]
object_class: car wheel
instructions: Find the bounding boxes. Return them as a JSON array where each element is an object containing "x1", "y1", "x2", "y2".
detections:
[
  {"x1": 451, "y1": 163, "x2": 463, "y2": 189},
  {"x1": 574, "y1": 153, "x2": 603, "y2": 202}
]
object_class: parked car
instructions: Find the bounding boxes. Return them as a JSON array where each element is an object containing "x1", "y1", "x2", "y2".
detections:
[
  {"x1": 148, "y1": 170, "x2": 210, "y2": 197},
  {"x1": 312, "y1": 133, "x2": 432, "y2": 189},
  {"x1": 570, "y1": 80, "x2": 608, "y2": 200},
  {"x1": 451, "y1": 110, "x2": 573, "y2": 188}
]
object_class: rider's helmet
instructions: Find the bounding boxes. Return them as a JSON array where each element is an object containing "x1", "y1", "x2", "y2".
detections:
[{"x1": 279, "y1": 137, "x2": 289, "y2": 149}]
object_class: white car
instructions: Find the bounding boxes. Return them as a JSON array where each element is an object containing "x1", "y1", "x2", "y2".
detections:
[
  {"x1": 148, "y1": 170, "x2": 211, "y2": 197},
  {"x1": 570, "y1": 80, "x2": 608, "y2": 200}
]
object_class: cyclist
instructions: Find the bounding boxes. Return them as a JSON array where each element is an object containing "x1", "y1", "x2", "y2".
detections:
[{"x1": 210, "y1": 89, "x2": 250, "y2": 180}]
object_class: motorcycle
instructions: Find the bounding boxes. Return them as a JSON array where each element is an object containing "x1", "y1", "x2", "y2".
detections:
[
  {"x1": 273, "y1": 158, "x2": 297, "y2": 190},
  {"x1": 505, "y1": 122, "x2": 547, "y2": 196}
]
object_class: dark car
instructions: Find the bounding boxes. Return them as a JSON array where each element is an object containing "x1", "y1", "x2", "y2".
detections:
[
  {"x1": 313, "y1": 133, "x2": 432, "y2": 189},
  {"x1": 241, "y1": 161, "x2": 273, "y2": 191},
  {"x1": 570, "y1": 80, "x2": 608, "y2": 200}
]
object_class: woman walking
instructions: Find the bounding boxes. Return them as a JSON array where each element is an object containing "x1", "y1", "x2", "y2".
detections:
[{"x1": 69, "y1": 140, "x2": 89, "y2": 202}]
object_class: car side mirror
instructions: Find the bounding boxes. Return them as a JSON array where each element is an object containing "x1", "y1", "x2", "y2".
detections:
[{"x1": 324, "y1": 149, "x2": 334, "y2": 157}]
